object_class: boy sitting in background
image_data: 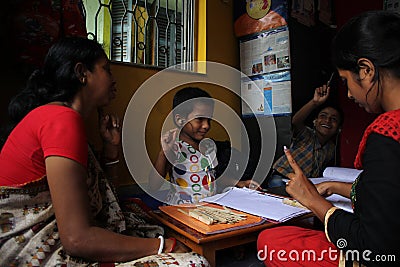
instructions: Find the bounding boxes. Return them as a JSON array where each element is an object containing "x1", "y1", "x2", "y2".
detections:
[{"x1": 268, "y1": 84, "x2": 344, "y2": 188}]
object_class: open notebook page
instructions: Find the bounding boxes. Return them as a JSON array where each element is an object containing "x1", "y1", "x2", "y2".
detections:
[{"x1": 309, "y1": 167, "x2": 362, "y2": 184}]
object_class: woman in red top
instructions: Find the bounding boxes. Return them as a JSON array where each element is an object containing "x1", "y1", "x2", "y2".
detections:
[{"x1": 0, "y1": 37, "x2": 208, "y2": 266}]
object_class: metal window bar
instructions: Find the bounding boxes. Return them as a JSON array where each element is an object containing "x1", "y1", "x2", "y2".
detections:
[{"x1": 85, "y1": 0, "x2": 193, "y2": 69}]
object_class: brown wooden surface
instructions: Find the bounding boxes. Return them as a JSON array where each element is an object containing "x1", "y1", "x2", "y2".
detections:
[
  {"x1": 158, "y1": 203, "x2": 265, "y2": 235},
  {"x1": 150, "y1": 209, "x2": 314, "y2": 267},
  {"x1": 151, "y1": 209, "x2": 281, "y2": 243}
]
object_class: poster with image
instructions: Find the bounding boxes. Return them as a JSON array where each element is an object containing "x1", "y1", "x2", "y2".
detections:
[
  {"x1": 241, "y1": 76, "x2": 266, "y2": 116},
  {"x1": 240, "y1": 26, "x2": 290, "y2": 77},
  {"x1": 241, "y1": 71, "x2": 291, "y2": 116},
  {"x1": 234, "y1": 0, "x2": 288, "y2": 38}
]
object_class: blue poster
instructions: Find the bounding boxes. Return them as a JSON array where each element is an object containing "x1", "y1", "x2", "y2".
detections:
[{"x1": 241, "y1": 71, "x2": 291, "y2": 116}]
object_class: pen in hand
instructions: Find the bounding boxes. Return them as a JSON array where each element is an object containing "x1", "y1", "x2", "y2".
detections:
[{"x1": 327, "y1": 72, "x2": 335, "y2": 88}]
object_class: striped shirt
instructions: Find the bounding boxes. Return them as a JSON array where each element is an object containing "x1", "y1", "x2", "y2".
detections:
[{"x1": 273, "y1": 127, "x2": 335, "y2": 178}]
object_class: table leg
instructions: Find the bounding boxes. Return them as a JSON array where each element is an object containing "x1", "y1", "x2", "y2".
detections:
[
  {"x1": 165, "y1": 229, "x2": 217, "y2": 267},
  {"x1": 197, "y1": 245, "x2": 216, "y2": 267}
]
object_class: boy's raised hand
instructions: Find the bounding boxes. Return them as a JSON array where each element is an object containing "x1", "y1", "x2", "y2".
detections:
[{"x1": 313, "y1": 84, "x2": 330, "y2": 106}]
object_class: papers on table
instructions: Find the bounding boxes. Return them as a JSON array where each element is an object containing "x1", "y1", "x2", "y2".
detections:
[{"x1": 200, "y1": 187, "x2": 311, "y2": 223}]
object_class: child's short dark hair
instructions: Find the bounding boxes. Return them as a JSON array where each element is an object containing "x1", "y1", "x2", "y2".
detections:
[{"x1": 172, "y1": 87, "x2": 214, "y2": 117}]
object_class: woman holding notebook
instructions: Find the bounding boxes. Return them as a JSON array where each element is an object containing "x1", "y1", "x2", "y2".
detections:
[{"x1": 257, "y1": 10, "x2": 400, "y2": 266}]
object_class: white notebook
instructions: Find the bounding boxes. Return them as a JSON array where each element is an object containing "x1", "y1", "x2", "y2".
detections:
[
  {"x1": 309, "y1": 167, "x2": 363, "y2": 213},
  {"x1": 309, "y1": 167, "x2": 362, "y2": 184},
  {"x1": 200, "y1": 187, "x2": 311, "y2": 222}
]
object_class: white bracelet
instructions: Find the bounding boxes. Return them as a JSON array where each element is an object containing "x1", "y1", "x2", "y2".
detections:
[
  {"x1": 105, "y1": 159, "x2": 120, "y2": 166},
  {"x1": 157, "y1": 235, "x2": 164, "y2": 254}
]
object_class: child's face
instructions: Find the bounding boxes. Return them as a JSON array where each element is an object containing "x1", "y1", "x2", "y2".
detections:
[
  {"x1": 314, "y1": 107, "x2": 341, "y2": 138},
  {"x1": 180, "y1": 102, "x2": 214, "y2": 143}
]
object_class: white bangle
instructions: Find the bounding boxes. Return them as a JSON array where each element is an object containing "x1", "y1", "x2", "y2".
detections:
[
  {"x1": 105, "y1": 159, "x2": 120, "y2": 166},
  {"x1": 157, "y1": 235, "x2": 164, "y2": 254}
]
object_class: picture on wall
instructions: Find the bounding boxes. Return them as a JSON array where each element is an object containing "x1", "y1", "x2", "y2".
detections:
[{"x1": 234, "y1": 0, "x2": 288, "y2": 37}]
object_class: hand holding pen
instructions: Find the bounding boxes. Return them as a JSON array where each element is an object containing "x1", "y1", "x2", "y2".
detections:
[
  {"x1": 313, "y1": 72, "x2": 334, "y2": 104},
  {"x1": 313, "y1": 85, "x2": 330, "y2": 105}
]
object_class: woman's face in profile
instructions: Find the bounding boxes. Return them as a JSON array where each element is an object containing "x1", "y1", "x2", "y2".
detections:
[
  {"x1": 86, "y1": 57, "x2": 117, "y2": 107},
  {"x1": 338, "y1": 69, "x2": 382, "y2": 113}
]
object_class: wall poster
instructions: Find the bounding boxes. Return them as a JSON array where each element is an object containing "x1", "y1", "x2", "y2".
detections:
[
  {"x1": 240, "y1": 26, "x2": 290, "y2": 77},
  {"x1": 234, "y1": 0, "x2": 288, "y2": 38},
  {"x1": 241, "y1": 71, "x2": 291, "y2": 116},
  {"x1": 235, "y1": 0, "x2": 291, "y2": 117},
  {"x1": 240, "y1": 26, "x2": 291, "y2": 116}
]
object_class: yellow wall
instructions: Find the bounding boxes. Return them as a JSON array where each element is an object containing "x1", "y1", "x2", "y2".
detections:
[{"x1": 86, "y1": 0, "x2": 241, "y2": 186}]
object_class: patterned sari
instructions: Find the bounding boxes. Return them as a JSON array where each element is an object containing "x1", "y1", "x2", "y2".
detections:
[{"x1": 0, "y1": 147, "x2": 209, "y2": 266}]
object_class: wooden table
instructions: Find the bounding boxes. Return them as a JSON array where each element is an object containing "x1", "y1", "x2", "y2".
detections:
[{"x1": 150, "y1": 210, "x2": 314, "y2": 267}]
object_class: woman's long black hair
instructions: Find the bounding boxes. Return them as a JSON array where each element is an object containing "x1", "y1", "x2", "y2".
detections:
[
  {"x1": 1, "y1": 37, "x2": 106, "y2": 147},
  {"x1": 332, "y1": 10, "x2": 400, "y2": 78}
]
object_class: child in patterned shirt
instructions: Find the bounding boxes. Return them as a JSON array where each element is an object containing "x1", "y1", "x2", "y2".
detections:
[{"x1": 151, "y1": 87, "x2": 259, "y2": 205}]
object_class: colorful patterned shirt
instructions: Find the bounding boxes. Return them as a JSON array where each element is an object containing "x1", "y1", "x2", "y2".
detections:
[
  {"x1": 165, "y1": 139, "x2": 218, "y2": 205},
  {"x1": 272, "y1": 127, "x2": 335, "y2": 178}
]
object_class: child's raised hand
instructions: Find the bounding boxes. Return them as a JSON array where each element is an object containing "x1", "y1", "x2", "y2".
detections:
[
  {"x1": 313, "y1": 84, "x2": 330, "y2": 105},
  {"x1": 161, "y1": 128, "x2": 178, "y2": 154}
]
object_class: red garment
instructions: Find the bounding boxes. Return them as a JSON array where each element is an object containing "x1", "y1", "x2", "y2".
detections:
[
  {"x1": 354, "y1": 109, "x2": 400, "y2": 169},
  {"x1": 257, "y1": 226, "x2": 339, "y2": 267},
  {"x1": 0, "y1": 105, "x2": 87, "y2": 186}
]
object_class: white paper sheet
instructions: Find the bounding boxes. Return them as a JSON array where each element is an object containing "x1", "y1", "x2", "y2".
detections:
[
  {"x1": 200, "y1": 187, "x2": 310, "y2": 222},
  {"x1": 309, "y1": 167, "x2": 360, "y2": 213},
  {"x1": 322, "y1": 167, "x2": 362, "y2": 182},
  {"x1": 325, "y1": 194, "x2": 353, "y2": 213}
]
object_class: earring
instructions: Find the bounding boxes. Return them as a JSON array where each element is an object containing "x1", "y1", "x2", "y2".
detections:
[
  {"x1": 82, "y1": 77, "x2": 87, "y2": 85},
  {"x1": 313, "y1": 119, "x2": 316, "y2": 126}
]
